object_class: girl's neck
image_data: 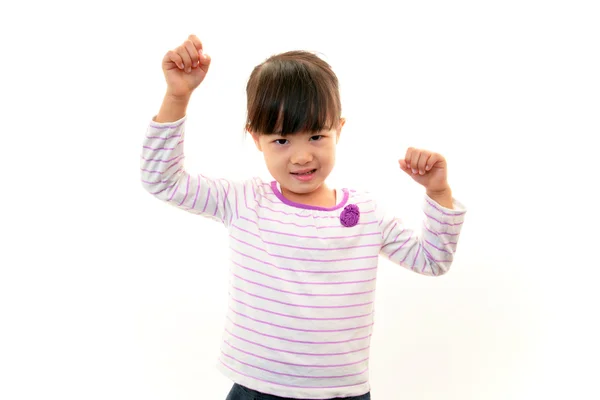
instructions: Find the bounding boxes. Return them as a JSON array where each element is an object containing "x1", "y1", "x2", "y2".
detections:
[{"x1": 280, "y1": 184, "x2": 336, "y2": 208}]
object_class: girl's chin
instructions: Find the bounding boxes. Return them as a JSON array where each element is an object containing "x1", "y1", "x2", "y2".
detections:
[{"x1": 281, "y1": 177, "x2": 322, "y2": 192}]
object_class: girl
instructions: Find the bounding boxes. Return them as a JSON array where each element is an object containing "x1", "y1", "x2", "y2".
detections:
[{"x1": 140, "y1": 34, "x2": 467, "y2": 400}]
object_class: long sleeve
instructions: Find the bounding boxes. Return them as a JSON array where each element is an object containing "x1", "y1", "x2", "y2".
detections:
[
  {"x1": 378, "y1": 194, "x2": 467, "y2": 276},
  {"x1": 139, "y1": 115, "x2": 241, "y2": 227}
]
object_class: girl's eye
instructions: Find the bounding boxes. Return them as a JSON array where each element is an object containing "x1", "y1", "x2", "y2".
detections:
[
  {"x1": 274, "y1": 139, "x2": 289, "y2": 145},
  {"x1": 310, "y1": 135, "x2": 323, "y2": 141}
]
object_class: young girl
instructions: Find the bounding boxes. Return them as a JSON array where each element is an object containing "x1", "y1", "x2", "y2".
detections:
[{"x1": 140, "y1": 34, "x2": 467, "y2": 400}]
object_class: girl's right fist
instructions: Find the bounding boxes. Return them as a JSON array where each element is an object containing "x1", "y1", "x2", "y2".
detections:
[{"x1": 162, "y1": 34, "x2": 211, "y2": 98}]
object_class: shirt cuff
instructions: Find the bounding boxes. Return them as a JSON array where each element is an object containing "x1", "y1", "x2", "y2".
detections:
[
  {"x1": 423, "y1": 194, "x2": 466, "y2": 232},
  {"x1": 149, "y1": 114, "x2": 187, "y2": 128}
]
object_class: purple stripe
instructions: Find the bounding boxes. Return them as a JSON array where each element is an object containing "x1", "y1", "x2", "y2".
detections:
[
  {"x1": 221, "y1": 351, "x2": 368, "y2": 379},
  {"x1": 400, "y1": 239, "x2": 413, "y2": 265},
  {"x1": 142, "y1": 140, "x2": 183, "y2": 151},
  {"x1": 213, "y1": 179, "x2": 220, "y2": 217},
  {"x1": 148, "y1": 120, "x2": 185, "y2": 130},
  {"x1": 231, "y1": 249, "x2": 378, "y2": 274},
  {"x1": 191, "y1": 175, "x2": 201, "y2": 208},
  {"x1": 230, "y1": 235, "x2": 377, "y2": 263},
  {"x1": 251, "y1": 222, "x2": 380, "y2": 239},
  {"x1": 244, "y1": 182, "x2": 249, "y2": 214},
  {"x1": 232, "y1": 225, "x2": 379, "y2": 251},
  {"x1": 430, "y1": 256, "x2": 440, "y2": 276},
  {"x1": 161, "y1": 166, "x2": 183, "y2": 185},
  {"x1": 424, "y1": 239, "x2": 453, "y2": 254},
  {"x1": 262, "y1": 239, "x2": 379, "y2": 252},
  {"x1": 425, "y1": 197, "x2": 466, "y2": 216},
  {"x1": 141, "y1": 167, "x2": 183, "y2": 184},
  {"x1": 251, "y1": 209, "x2": 377, "y2": 229},
  {"x1": 388, "y1": 232, "x2": 413, "y2": 258},
  {"x1": 389, "y1": 228, "x2": 405, "y2": 249},
  {"x1": 224, "y1": 340, "x2": 368, "y2": 368},
  {"x1": 202, "y1": 187, "x2": 211, "y2": 213},
  {"x1": 241, "y1": 183, "x2": 247, "y2": 219},
  {"x1": 255, "y1": 193, "x2": 346, "y2": 218},
  {"x1": 229, "y1": 308, "x2": 374, "y2": 332},
  {"x1": 234, "y1": 274, "x2": 374, "y2": 297},
  {"x1": 230, "y1": 297, "x2": 374, "y2": 321},
  {"x1": 232, "y1": 224, "x2": 261, "y2": 239},
  {"x1": 167, "y1": 176, "x2": 180, "y2": 201},
  {"x1": 228, "y1": 318, "x2": 372, "y2": 344},
  {"x1": 255, "y1": 202, "x2": 374, "y2": 219},
  {"x1": 384, "y1": 221, "x2": 397, "y2": 239},
  {"x1": 150, "y1": 182, "x2": 176, "y2": 195},
  {"x1": 424, "y1": 211, "x2": 464, "y2": 226},
  {"x1": 177, "y1": 174, "x2": 190, "y2": 206},
  {"x1": 261, "y1": 192, "x2": 279, "y2": 199},
  {"x1": 233, "y1": 287, "x2": 373, "y2": 309},
  {"x1": 146, "y1": 133, "x2": 183, "y2": 140},
  {"x1": 163, "y1": 156, "x2": 185, "y2": 174},
  {"x1": 139, "y1": 155, "x2": 184, "y2": 175},
  {"x1": 412, "y1": 243, "x2": 422, "y2": 270},
  {"x1": 231, "y1": 260, "x2": 377, "y2": 285},
  {"x1": 320, "y1": 220, "x2": 377, "y2": 229},
  {"x1": 424, "y1": 224, "x2": 460, "y2": 237},
  {"x1": 239, "y1": 217, "x2": 380, "y2": 240},
  {"x1": 421, "y1": 246, "x2": 432, "y2": 273},
  {"x1": 222, "y1": 179, "x2": 230, "y2": 217},
  {"x1": 234, "y1": 181, "x2": 239, "y2": 219},
  {"x1": 219, "y1": 360, "x2": 368, "y2": 390},
  {"x1": 140, "y1": 168, "x2": 163, "y2": 175},
  {"x1": 422, "y1": 246, "x2": 451, "y2": 263},
  {"x1": 255, "y1": 192, "x2": 286, "y2": 204},
  {"x1": 139, "y1": 154, "x2": 182, "y2": 163},
  {"x1": 225, "y1": 328, "x2": 370, "y2": 356}
]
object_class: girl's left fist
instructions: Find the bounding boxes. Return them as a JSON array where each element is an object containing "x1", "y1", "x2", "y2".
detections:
[{"x1": 398, "y1": 147, "x2": 449, "y2": 192}]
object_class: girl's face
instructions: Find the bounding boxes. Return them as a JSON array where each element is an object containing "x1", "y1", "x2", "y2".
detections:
[{"x1": 252, "y1": 118, "x2": 345, "y2": 199}]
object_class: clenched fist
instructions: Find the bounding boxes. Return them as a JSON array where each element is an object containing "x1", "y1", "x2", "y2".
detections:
[
  {"x1": 398, "y1": 147, "x2": 450, "y2": 194},
  {"x1": 162, "y1": 34, "x2": 211, "y2": 98}
]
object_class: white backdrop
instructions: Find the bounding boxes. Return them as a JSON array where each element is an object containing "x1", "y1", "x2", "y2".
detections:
[{"x1": 1, "y1": 0, "x2": 599, "y2": 399}]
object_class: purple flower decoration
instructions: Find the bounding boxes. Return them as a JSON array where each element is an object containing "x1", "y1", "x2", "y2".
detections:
[{"x1": 340, "y1": 204, "x2": 360, "y2": 227}]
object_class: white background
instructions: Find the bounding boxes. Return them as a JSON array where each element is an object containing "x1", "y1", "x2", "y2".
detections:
[{"x1": 1, "y1": 0, "x2": 599, "y2": 399}]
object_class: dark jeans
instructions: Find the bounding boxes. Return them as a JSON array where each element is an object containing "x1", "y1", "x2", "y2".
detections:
[{"x1": 226, "y1": 383, "x2": 371, "y2": 400}]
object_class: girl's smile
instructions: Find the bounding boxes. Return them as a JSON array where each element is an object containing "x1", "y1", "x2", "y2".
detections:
[{"x1": 290, "y1": 168, "x2": 317, "y2": 181}]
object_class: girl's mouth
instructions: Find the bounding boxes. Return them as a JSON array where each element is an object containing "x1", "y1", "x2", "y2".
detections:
[{"x1": 291, "y1": 169, "x2": 317, "y2": 181}]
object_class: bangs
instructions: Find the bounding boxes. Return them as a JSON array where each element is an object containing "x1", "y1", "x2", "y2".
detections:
[{"x1": 246, "y1": 55, "x2": 341, "y2": 136}]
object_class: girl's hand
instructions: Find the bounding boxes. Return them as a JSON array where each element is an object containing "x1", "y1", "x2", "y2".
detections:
[
  {"x1": 398, "y1": 147, "x2": 450, "y2": 193},
  {"x1": 162, "y1": 34, "x2": 211, "y2": 98}
]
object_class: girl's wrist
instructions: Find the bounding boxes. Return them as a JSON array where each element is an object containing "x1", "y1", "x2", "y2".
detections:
[
  {"x1": 155, "y1": 93, "x2": 191, "y2": 123},
  {"x1": 426, "y1": 186, "x2": 453, "y2": 209},
  {"x1": 165, "y1": 91, "x2": 192, "y2": 103}
]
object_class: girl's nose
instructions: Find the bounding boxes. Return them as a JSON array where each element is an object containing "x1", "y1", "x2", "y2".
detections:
[{"x1": 290, "y1": 150, "x2": 313, "y2": 165}]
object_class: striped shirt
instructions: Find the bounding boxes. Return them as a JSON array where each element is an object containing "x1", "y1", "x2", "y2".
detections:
[{"x1": 140, "y1": 116, "x2": 467, "y2": 399}]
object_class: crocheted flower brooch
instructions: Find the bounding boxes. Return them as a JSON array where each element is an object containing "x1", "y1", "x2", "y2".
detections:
[{"x1": 340, "y1": 204, "x2": 360, "y2": 227}]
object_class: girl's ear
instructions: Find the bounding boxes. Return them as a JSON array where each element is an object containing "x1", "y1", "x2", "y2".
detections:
[
  {"x1": 250, "y1": 132, "x2": 263, "y2": 152},
  {"x1": 336, "y1": 117, "x2": 346, "y2": 144},
  {"x1": 246, "y1": 124, "x2": 263, "y2": 152}
]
